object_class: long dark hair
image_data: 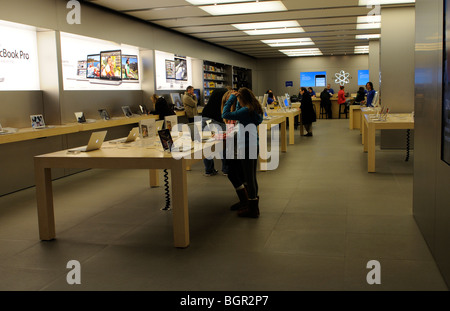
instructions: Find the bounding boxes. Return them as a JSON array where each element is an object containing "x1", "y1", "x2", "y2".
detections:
[
  {"x1": 366, "y1": 82, "x2": 374, "y2": 90},
  {"x1": 238, "y1": 87, "x2": 263, "y2": 115}
]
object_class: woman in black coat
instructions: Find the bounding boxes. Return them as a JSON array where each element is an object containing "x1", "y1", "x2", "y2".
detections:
[
  {"x1": 320, "y1": 88, "x2": 332, "y2": 119},
  {"x1": 300, "y1": 87, "x2": 316, "y2": 136},
  {"x1": 151, "y1": 96, "x2": 176, "y2": 120}
]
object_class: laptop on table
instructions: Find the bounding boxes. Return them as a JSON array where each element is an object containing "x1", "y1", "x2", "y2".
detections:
[
  {"x1": 109, "y1": 127, "x2": 139, "y2": 144},
  {"x1": 68, "y1": 131, "x2": 107, "y2": 153}
]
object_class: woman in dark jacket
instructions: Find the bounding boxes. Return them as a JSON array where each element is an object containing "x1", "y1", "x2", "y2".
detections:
[
  {"x1": 300, "y1": 87, "x2": 316, "y2": 136},
  {"x1": 354, "y1": 87, "x2": 366, "y2": 105},
  {"x1": 201, "y1": 88, "x2": 229, "y2": 176},
  {"x1": 320, "y1": 88, "x2": 332, "y2": 119},
  {"x1": 151, "y1": 96, "x2": 175, "y2": 120}
]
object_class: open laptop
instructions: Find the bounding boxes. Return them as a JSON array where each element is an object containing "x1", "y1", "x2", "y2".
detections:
[
  {"x1": 68, "y1": 131, "x2": 107, "y2": 153},
  {"x1": 109, "y1": 127, "x2": 139, "y2": 144}
]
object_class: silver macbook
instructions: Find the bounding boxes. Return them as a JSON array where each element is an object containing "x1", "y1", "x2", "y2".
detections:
[
  {"x1": 68, "y1": 131, "x2": 107, "y2": 152},
  {"x1": 109, "y1": 127, "x2": 139, "y2": 144}
]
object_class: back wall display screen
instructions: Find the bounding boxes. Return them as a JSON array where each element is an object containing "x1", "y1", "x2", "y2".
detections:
[
  {"x1": 300, "y1": 71, "x2": 327, "y2": 87},
  {"x1": 100, "y1": 50, "x2": 122, "y2": 81},
  {"x1": 358, "y1": 70, "x2": 370, "y2": 86},
  {"x1": 60, "y1": 32, "x2": 141, "y2": 90}
]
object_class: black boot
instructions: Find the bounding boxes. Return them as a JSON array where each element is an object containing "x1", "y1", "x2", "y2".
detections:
[
  {"x1": 230, "y1": 187, "x2": 248, "y2": 211},
  {"x1": 238, "y1": 197, "x2": 259, "y2": 218}
]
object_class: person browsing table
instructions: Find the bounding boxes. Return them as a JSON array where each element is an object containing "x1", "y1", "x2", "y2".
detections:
[{"x1": 222, "y1": 87, "x2": 263, "y2": 218}]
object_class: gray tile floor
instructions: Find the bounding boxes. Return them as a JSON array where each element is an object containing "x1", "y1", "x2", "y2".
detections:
[{"x1": 0, "y1": 119, "x2": 448, "y2": 291}]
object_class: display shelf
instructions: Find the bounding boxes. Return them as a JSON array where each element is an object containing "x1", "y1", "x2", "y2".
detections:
[
  {"x1": 203, "y1": 60, "x2": 231, "y2": 104},
  {"x1": 232, "y1": 66, "x2": 252, "y2": 90},
  {"x1": 0, "y1": 115, "x2": 159, "y2": 145}
]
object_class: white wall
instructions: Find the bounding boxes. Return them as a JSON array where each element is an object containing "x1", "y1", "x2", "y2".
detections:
[{"x1": 254, "y1": 55, "x2": 369, "y2": 97}]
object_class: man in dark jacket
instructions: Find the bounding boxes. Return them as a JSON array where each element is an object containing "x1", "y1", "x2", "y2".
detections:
[{"x1": 300, "y1": 87, "x2": 316, "y2": 136}]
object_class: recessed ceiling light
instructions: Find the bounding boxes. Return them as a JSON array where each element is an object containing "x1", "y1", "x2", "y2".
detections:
[
  {"x1": 198, "y1": 1, "x2": 287, "y2": 16},
  {"x1": 262, "y1": 38, "x2": 314, "y2": 47},
  {"x1": 358, "y1": 0, "x2": 415, "y2": 5},
  {"x1": 233, "y1": 21, "x2": 304, "y2": 36},
  {"x1": 354, "y1": 45, "x2": 370, "y2": 54},
  {"x1": 233, "y1": 21, "x2": 300, "y2": 30},
  {"x1": 186, "y1": 0, "x2": 254, "y2": 4},
  {"x1": 356, "y1": 34, "x2": 381, "y2": 39},
  {"x1": 280, "y1": 48, "x2": 323, "y2": 57},
  {"x1": 356, "y1": 15, "x2": 381, "y2": 29}
]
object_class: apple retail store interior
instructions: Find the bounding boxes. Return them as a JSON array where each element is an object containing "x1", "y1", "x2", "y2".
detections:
[{"x1": 0, "y1": 0, "x2": 449, "y2": 294}]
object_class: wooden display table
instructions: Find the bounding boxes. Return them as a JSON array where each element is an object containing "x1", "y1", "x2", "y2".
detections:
[
  {"x1": 267, "y1": 108, "x2": 301, "y2": 144},
  {"x1": 259, "y1": 115, "x2": 287, "y2": 171},
  {"x1": 34, "y1": 139, "x2": 219, "y2": 248},
  {"x1": 349, "y1": 105, "x2": 362, "y2": 130},
  {"x1": 360, "y1": 107, "x2": 378, "y2": 145},
  {"x1": 363, "y1": 113, "x2": 414, "y2": 173}
]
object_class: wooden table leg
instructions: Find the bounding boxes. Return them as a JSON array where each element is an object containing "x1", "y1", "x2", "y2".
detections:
[
  {"x1": 170, "y1": 160, "x2": 190, "y2": 248},
  {"x1": 299, "y1": 112, "x2": 304, "y2": 136},
  {"x1": 149, "y1": 169, "x2": 159, "y2": 188},
  {"x1": 35, "y1": 161, "x2": 55, "y2": 240},
  {"x1": 362, "y1": 117, "x2": 367, "y2": 148},
  {"x1": 258, "y1": 124, "x2": 268, "y2": 171},
  {"x1": 349, "y1": 108, "x2": 354, "y2": 130},
  {"x1": 368, "y1": 123, "x2": 376, "y2": 173},
  {"x1": 288, "y1": 116, "x2": 295, "y2": 145},
  {"x1": 281, "y1": 120, "x2": 287, "y2": 153}
]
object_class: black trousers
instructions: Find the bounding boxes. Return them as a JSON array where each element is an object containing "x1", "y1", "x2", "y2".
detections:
[{"x1": 226, "y1": 158, "x2": 259, "y2": 199}]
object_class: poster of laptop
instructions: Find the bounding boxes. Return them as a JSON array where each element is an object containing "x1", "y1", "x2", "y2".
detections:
[
  {"x1": 170, "y1": 93, "x2": 183, "y2": 110},
  {"x1": 30, "y1": 114, "x2": 46, "y2": 129},
  {"x1": 158, "y1": 129, "x2": 173, "y2": 151},
  {"x1": 139, "y1": 119, "x2": 156, "y2": 139},
  {"x1": 122, "y1": 106, "x2": 133, "y2": 117},
  {"x1": 122, "y1": 55, "x2": 139, "y2": 81},
  {"x1": 100, "y1": 50, "x2": 122, "y2": 81},
  {"x1": 86, "y1": 54, "x2": 100, "y2": 79},
  {"x1": 98, "y1": 109, "x2": 110, "y2": 120},
  {"x1": 175, "y1": 57, "x2": 188, "y2": 81},
  {"x1": 165, "y1": 60, "x2": 176, "y2": 80}
]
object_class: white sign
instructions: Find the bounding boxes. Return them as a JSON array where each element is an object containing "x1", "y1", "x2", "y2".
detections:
[
  {"x1": 155, "y1": 50, "x2": 193, "y2": 91},
  {"x1": 60, "y1": 32, "x2": 141, "y2": 90},
  {"x1": 0, "y1": 20, "x2": 40, "y2": 91}
]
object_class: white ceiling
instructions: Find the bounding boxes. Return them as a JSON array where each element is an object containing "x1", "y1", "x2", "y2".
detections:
[{"x1": 85, "y1": 0, "x2": 415, "y2": 58}]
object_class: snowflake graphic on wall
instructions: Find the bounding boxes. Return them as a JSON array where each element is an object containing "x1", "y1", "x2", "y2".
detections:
[{"x1": 335, "y1": 70, "x2": 350, "y2": 86}]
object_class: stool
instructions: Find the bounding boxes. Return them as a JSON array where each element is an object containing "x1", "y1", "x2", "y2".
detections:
[
  {"x1": 339, "y1": 104, "x2": 348, "y2": 119},
  {"x1": 319, "y1": 105, "x2": 327, "y2": 119}
]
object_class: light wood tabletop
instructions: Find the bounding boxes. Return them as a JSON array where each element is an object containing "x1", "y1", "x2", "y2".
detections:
[{"x1": 34, "y1": 138, "x2": 219, "y2": 248}]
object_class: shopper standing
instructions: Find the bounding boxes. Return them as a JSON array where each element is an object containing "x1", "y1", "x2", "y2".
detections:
[
  {"x1": 365, "y1": 82, "x2": 377, "y2": 107},
  {"x1": 201, "y1": 88, "x2": 229, "y2": 176},
  {"x1": 320, "y1": 88, "x2": 332, "y2": 119},
  {"x1": 182, "y1": 85, "x2": 198, "y2": 123},
  {"x1": 299, "y1": 87, "x2": 316, "y2": 136},
  {"x1": 222, "y1": 87, "x2": 263, "y2": 218}
]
